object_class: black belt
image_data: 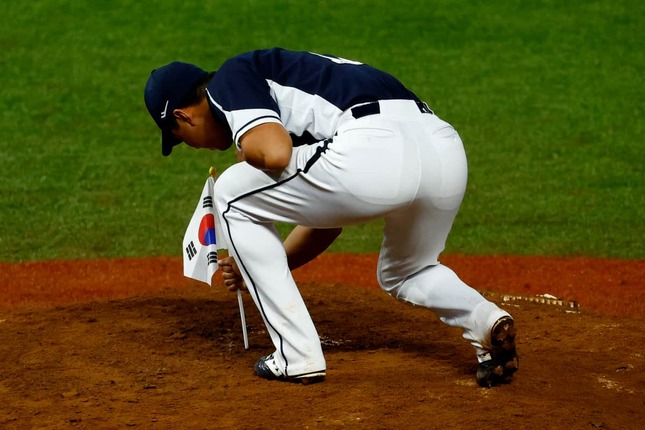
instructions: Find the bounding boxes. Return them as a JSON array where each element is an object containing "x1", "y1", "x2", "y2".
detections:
[{"x1": 350, "y1": 100, "x2": 433, "y2": 119}]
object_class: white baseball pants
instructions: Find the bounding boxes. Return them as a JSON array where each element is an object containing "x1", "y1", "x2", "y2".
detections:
[{"x1": 214, "y1": 100, "x2": 509, "y2": 376}]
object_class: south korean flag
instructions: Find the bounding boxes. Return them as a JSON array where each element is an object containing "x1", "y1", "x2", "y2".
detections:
[
  {"x1": 182, "y1": 175, "x2": 221, "y2": 286},
  {"x1": 181, "y1": 169, "x2": 248, "y2": 349}
]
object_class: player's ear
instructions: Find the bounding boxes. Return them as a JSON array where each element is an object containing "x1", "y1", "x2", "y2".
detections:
[{"x1": 173, "y1": 109, "x2": 194, "y2": 125}]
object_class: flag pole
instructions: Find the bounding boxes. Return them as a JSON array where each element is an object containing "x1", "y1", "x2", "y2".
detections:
[
  {"x1": 216, "y1": 247, "x2": 249, "y2": 350},
  {"x1": 237, "y1": 290, "x2": 249, "y2": 350}
]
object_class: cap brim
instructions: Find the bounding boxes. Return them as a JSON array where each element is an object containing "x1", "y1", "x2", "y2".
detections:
[{"x1": 161, "y1": 128, "x2": 181, "y2": 156}]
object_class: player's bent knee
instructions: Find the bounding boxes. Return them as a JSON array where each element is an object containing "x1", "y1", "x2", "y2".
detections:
[{"x1": 213, "y1": 164, "x2": 249, "y2": 206}]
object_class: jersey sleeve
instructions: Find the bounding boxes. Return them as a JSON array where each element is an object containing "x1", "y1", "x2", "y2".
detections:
[{"x1": 206, "y1": 56, "x2": 283, "y2": 149}]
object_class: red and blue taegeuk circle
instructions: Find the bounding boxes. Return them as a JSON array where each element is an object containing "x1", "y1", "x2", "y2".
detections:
[{"x1": 198, "y1": 214, "x2": 216, "y2": 246}]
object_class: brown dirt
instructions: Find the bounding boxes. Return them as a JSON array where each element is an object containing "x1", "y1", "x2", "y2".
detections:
[{"x1": 0, "y1": 254, "x2": 644, "y2": 429}]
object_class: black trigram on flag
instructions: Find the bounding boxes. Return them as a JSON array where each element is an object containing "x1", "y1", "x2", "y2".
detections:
[
  {"x1": 207, "y1": 251, "x2": 217, "y2": 265},
  {"x1": 203, "y1": 196, "x2": 213, "y2": 208},
  {"x1": 185, "y1": 241, "x2": 197, "y2": 261}
]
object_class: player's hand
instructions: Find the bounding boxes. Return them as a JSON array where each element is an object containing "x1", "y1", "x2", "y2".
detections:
[{"x1": 218, "y1": 255, "x2": 247, "y2": 292}]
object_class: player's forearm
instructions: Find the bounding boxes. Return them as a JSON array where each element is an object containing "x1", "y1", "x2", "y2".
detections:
[{"x1": 284, "y1": 226, "x2": 343, "y2": 270}]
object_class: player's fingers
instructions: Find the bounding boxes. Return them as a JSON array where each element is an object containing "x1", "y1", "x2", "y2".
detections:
[
  {"x1": 228, "y1": 281, "x2": 248, "y2": 292},
  {"x1": 218, "y1": 255, "x2": 244, "y2": 292},
  {"x1": 218, "y1": 256, "x2": 242, "y2": 276},
  {"x1": 222, "y1": 268, "x2": 246, "y2": 292},
  {"x1": 217, "y1": 257, "x2": 233, "y2": 267},
  {"x1": 225, "y1": 279, "x2": 246, "y2": 292},
  {"x1": 220, "y1": 265, "x2": 236, "y2": 277},
  {"x1": 218, "y1": 255, "x2": 234, "y2": 265},
  {"x1": 223, "y1": 275, "x2": 238, "y2": 285}
]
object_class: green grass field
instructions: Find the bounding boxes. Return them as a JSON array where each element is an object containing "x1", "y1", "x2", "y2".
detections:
[{"x1": 0, "y1": 0, "x2": 642, "y2": 262}]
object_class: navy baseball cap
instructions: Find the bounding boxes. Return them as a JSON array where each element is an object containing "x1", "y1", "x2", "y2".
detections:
[{"x1": 144, "y1": 61, "x2": 209, "y2": 156}]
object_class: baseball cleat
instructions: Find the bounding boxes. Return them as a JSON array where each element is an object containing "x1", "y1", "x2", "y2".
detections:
[
  {"x1": 254, "y1": 354, "x2": 326, "y2": 385},
  {"x1": 476, "y1": 316, "x2": 519, "y2": 388}
]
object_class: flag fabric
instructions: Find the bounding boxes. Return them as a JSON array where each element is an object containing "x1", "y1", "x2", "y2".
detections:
[{"x1": 182, "y1": 176, "x2": 220, "y2": 286}]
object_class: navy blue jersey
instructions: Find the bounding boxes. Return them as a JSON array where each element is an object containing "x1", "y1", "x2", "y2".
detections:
[{"x1": 205, "y1": 48, "x2": 421, "y2": 147}]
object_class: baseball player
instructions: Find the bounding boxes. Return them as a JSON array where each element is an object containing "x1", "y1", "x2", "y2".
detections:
[{"x1": 144, "y1": 48, "x2": 519, "y2": 387}]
